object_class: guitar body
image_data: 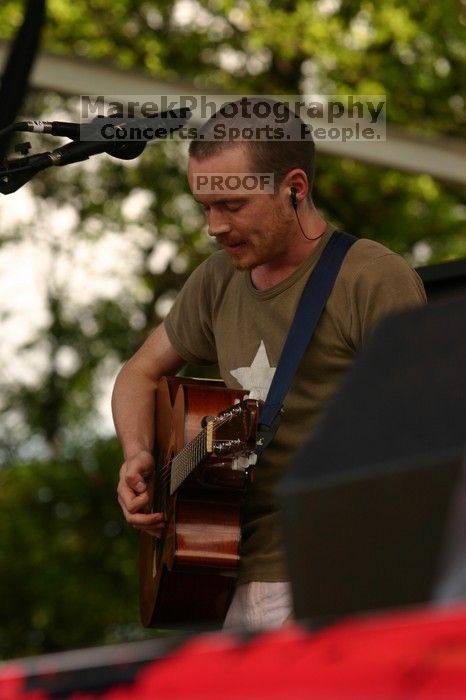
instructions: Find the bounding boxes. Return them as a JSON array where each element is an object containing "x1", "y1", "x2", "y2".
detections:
[{"x1": 139, "y1": 377, "x2": 258, "y2": 628}]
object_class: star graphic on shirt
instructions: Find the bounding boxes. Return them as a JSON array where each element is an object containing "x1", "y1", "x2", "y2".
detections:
[{"x1": 230, "y1": 340, "x2": 276, "y2": 402}]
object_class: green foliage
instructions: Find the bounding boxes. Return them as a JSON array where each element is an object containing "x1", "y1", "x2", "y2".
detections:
[
  {"x1": 0, "y1": 438, "x2": 156, "y2": 659},
  {"x1": 314, "y1": 156, "x2": 466, "y2": 260}
]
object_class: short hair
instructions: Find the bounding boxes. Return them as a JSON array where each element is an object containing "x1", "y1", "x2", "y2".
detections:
[{"x1": 189, "y1": 98, "x2": 315, "y2": 199}]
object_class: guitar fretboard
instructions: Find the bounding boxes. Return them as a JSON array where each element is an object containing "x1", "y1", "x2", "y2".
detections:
[{"x1": 170, "y1": 427, "x2": 209, "y2": 495}]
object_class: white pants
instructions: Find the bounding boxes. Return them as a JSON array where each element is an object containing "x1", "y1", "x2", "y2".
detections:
[{"x1": 223, "y1": 581, "x2": 292, "y2": 631}]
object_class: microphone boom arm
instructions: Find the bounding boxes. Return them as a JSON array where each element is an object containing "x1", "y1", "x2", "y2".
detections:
[{"x1": 0, "y1": 108, "x2": 191, "y2": 194}]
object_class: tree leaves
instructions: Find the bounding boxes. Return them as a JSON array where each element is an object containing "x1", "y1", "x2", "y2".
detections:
[{"x1": 0, "y1": 440, "x2": 152, "y2": 658}]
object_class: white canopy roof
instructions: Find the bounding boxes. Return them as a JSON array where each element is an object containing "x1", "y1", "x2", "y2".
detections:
[{"x1": 1, "y1": 40, "x2": 465, "y2": 186}]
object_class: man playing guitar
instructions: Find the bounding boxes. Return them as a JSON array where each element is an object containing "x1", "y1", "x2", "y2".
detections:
[{"x1": 113, "y1": 98, "x2": 426, "y2": 630}]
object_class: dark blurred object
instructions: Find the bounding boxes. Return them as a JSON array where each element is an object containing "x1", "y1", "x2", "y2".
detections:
[
  {"x1": 417, "y1": 258, "x2": 466, "y2": 302},
  {"x1": 0, "y1": 0, "x2": 46, "y2": 160},
  {"x1": 281, "y1": 297, "x2": 466, "y2": 622},
  {"x1": 0, "y1": 636, "x2": 185, "y2": 699}
]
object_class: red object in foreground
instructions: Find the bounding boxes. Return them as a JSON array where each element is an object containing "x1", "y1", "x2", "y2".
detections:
[
  {"x1": 2, "y1": 604, "x2": 466, "y2": 699},
  {"x1": 133, "y1": 605, "x2": 466, "y2": 700}
]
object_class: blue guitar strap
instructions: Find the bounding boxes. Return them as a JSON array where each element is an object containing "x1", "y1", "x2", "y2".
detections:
[{"x1": 256, "y1": 230, "x2": 357, "y2": 455}]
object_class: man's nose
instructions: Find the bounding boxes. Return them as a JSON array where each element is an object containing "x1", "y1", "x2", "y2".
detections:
[{"x1": 207, "y1": 209, "x2": 231, "y2": 237}]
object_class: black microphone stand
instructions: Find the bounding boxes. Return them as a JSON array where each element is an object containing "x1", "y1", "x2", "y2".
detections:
[
  {"x1": 0, "y1": 151, "x2": 51, "y2": 194},
  {"x1": 0, "y1": 109, "x2": 191, "y2": 195}
]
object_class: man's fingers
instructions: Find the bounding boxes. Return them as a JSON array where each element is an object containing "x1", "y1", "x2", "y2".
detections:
[
  {"x1": 117, "y1": 486, "x2": 150, "y2": 514},
  {"x1": 116, "y1": 450, "x2": 164, "y2": 535},
  {"x1": 128, "y1": 511, "x2": 166, "y2": 538},
  {"x1": 118, "y1": 496, "x2": 164, "y2": 529},
  {"x1": 122, "y1": 451, "x2": 155, "y2": 493}
]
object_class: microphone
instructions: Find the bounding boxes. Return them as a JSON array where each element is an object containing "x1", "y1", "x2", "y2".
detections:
[
  {"x1": 45, "y1": 139, "x2": 147, "y2": 165},
  {"x1": 0, "y1": 140, "x2": 147, "y2": 194},
  {"x1": 14, "y1": 108, "x2": 191, "y2": 142},
  {"x1": 1, "y1": 108, "x2": 192, "y2": 194}
]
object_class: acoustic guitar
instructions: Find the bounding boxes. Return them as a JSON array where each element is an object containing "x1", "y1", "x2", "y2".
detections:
[{"x1": 139, "y1": 376, "x2": 260, "y2": 628}]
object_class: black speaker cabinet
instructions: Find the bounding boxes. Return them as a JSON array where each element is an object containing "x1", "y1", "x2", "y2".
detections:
[
  {"x1": 281, "y1": 297, "x2": 466, "y2": 622},
  {"x1": 417, "y1": 257, "x2": 466, "y2": 302}
]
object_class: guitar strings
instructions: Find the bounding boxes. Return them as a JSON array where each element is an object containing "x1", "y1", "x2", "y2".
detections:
[
  {"x1": 156, "y1": 410, "x2": 239, "y2": 490},
  {"x1": 157, "y1": 429, "x2": 207, "y2": 489},
  {"x1": 160, "y1": 410, "x2": 235, "y2": 478},
  {"x1": 147, "y1": 407, "x2": 247, "y2": 518}
]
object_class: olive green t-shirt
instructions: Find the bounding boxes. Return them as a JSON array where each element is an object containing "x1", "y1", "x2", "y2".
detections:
[{"x1": 164, "y1": 227, "x2": 427, "y2": 584}]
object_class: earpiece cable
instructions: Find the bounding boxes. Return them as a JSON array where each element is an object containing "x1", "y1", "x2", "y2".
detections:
[{"x1": 293, "y1": 204, "x2": 327, "y2": 242}]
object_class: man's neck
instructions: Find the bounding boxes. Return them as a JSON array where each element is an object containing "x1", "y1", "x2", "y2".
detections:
[{"x1": 251, "y1": 212, "x2": 328, "y2": 291}]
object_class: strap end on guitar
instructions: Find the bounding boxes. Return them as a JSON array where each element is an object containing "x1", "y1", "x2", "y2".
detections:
[{"x1": 255, "y1": 409, "x2": 283, "y2": 456}]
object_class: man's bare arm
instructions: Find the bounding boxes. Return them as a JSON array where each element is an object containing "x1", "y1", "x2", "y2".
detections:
[{"x1": 112, "y1": 322, "x2": 185, "y2": 536}]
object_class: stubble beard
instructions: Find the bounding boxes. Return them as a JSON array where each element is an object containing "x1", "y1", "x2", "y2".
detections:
[{"x1": 223, "y1": 202, "x2": 292, "y2": 271}]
